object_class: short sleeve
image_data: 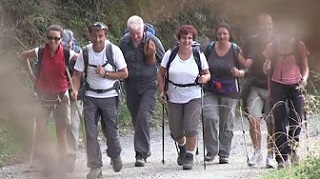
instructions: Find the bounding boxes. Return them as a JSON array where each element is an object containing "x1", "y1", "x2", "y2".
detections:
[
  {"x1": 199, "y1": 52, "x2": 209, "y2": 70},
  {"x1": 74, "y1": 50, "x2": 85, "y2": 72},
  {"x1": 160, "y1": 50, "x2": 172, "y2": 68}
]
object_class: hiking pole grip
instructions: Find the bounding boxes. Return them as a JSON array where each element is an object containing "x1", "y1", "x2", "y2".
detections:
[{"x1": 65, "y1": 67, "x2": 87, "y2": 152}]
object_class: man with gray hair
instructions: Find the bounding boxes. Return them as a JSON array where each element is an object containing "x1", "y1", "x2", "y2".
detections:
[{"x1": 119, "y1": 15, "x2": 165, "y2": 167}]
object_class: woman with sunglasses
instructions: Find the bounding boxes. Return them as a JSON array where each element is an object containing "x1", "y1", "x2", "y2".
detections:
[{"x1": 20, "y1": 25, "x2": 77, "y2": 176}]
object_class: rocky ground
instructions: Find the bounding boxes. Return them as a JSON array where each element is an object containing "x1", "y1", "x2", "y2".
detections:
[{"x1": 1, "y1": 115, "x2": 319, "y2": 179}]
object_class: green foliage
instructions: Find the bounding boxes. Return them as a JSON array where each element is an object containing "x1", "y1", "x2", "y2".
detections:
[{"x1": 295, "y1": 157, "x2": 320, "y2": 179}]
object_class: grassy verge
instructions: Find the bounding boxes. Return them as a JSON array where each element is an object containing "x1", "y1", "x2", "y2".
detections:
[{"x1": 263, "y1": 156, "x2": 320, "y2": 179}]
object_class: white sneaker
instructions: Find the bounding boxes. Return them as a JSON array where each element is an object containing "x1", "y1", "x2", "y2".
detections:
[
  {"x1": 266, "y1": 155, "x2": 276, "y2": 168},
  {"x1": 248, "y1": 151, "x2": 262, "y2": 167}
]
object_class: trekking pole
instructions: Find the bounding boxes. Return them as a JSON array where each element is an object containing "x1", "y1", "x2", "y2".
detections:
[
  {"x1": 200, "y1": 85, "x2": 206, "y2": 170},
  {"x1": 161, "y1": 105, "x2": 165, "y2": 164},
  {"x1": 238, "y1": 100, "x2": 250, "y2": 162},
  {"x1": 65, "y1": 67, "x2": 87, "y2": 152}
]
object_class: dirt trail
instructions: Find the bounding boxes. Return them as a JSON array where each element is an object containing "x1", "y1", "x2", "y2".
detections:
[{"x1": 1, "y1": 116, "x2": 319, "y2": 179}]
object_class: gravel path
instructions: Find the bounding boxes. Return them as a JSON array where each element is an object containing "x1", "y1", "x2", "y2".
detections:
[{"x1": 1, "y1": 115, "x2": 319, "y2": 179}]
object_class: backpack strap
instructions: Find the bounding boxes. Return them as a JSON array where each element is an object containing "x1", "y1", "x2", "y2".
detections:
[
  {"x1": 164, "y1": 46, "x2": 202, "y2": 91},
  {"x1": 205, "y1": 41, "x2": 215, "y2": 58},
  {"x1": 83, "y1": 46, "x2": 89, "y2": 80},
  {"x1": 105, "y1": 43, "x2": 115, "y2": 71},
  {"x1": 85, "y1": 44, "x2": 116, "y2": 70},
  {"x1": 193, "y1": 46, "x2": 202, "y2": 78},
  {"x1": 63, "y1": 47, "x2": 70, "y2": 65},
  {"x1": 35, "y1": 47, "x2": 45, "y2": 77},
  {"x1": 36, "y1": 46, "x2": 70, "y2": 77},
  {"x1": 82, "y1": 44, "x2": 119, "y2": 94},
  {"x1": 231, "y1": 43, "x2": 240, "y2": 68},
  {"x1": 164, "y1": 46, "x2": 179, "y2": 92}
]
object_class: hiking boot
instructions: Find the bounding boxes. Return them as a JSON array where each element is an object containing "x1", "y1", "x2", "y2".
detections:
[
  {"x1": 87, "y1": 167, "x2": 103, "y2": 179},
  {"x1": 177, "y1": 145, "x2": 186, "y2": 166},
  {"x1": 182, "y1": 153, "x2": 194, "y2": 170},
  {"x1": 111, "y1": 156, "x2": 123, "y2": 172},
  {"x1": 290, "y1": 151, "x2": 300, "y2": 166},
  {"x1": 248, "y1": 151, "x2": 262, "y2": 167},
  {"x1": 135, "y1": 154, "x2": 146, "y2": 167},
  {"x1": 219, "y1": 156, "x2": 229, "y2": 164},
  {"x1": 204, "y1": 152, "x2": 215, "y2": 162},
  {"x1": 266, "y1": 155, "x2": 276, "y2": 168}
]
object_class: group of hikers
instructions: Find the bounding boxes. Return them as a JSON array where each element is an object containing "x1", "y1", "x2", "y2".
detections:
[{"x1": 18, "y1": 13, "x2": 309, "y2": 178}]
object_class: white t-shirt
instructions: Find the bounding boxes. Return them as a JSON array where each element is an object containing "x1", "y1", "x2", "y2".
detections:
[
  {"x1": 74, "y1": 40, "x2": 127, "y2": 98},
  {"x1": 161, "y1": 49, "x2": 209, "y2": 103}
]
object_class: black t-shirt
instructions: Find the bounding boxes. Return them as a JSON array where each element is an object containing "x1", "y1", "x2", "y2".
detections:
[
  {"x1": 244, "y1": 35, "x2": 272, "y2": 88},
  {"x1": 205, "y1": 43, "x2": 240, "y2": 98}
]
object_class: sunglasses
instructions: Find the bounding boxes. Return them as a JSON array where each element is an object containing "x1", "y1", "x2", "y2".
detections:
[
  {"x1": 47, "y1": 36, "x2": 61, "y2": 41},
  {"x1": 89, "y1": 22, "x2": 108, "y2": 31}
]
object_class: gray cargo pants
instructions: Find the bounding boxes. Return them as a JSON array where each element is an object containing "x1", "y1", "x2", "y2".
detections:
[
  {"x1": 124, "y1": 79, "x2": 157, "y2": 159},
  {"x1": 83, "y1": 96, "x2": 122, "y2": 169},
  {"x1": 203, "y1": 92, "x2": 237, "y2": 158}
]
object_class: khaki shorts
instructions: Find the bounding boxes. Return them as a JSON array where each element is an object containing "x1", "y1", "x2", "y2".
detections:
[
  {"x1": 247, "y1": 86, "x2": 274, "y2": 123},
  {"x1": 167, "y1": 98, "x2": 201, "y2": 140},
  {"x1": 37, "y1": 91, "x2": 71, "y2": 126}
]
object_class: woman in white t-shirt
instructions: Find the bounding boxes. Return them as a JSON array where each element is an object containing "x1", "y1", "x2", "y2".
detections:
[{"x1": 157, "y1": 25, "x2": 210, "y2": 170}]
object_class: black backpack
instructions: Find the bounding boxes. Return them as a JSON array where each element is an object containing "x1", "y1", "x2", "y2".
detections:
[
  {"x1": 164, "y1": 44, "x2": 202, "y2": 92},
  {"x1": 82, "y1": 43, "x2": 120, "y2": 94}
]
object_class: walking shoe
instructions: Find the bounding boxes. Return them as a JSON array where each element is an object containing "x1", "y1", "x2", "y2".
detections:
[
  {"x1": 204, "y1": 152, "x2": 215, "y2": 162},
  {"x1": 135, "y1": 154, "x2": 146, "y2": 167},
  {"x1": 111, "y1": 156, "x2": 123, "y2": 172},
  {"x1": 290, "y1": 151, "x2": 300, "y2": 166},
  {"x1": 247, "y1": 151, "x2": 262, "y2": 167},
  {"x1": 277, "y1": 161, "x2": 286, "y2": 170},
  {"x1": 219, "y1": 156, "x2": 229, "y2": 164},
  {"x1": 87, "y1": 167, "x2": 103, "y2": 179},
  {"x1": 266, "y1": 155, "x2": 276, "y2": 168},
  {"x1": 182, "y1": 153, "x2": 194, "y2": 170},
  {"x1": 177, "y1": 145, "x2": 186, "y2": 166}
]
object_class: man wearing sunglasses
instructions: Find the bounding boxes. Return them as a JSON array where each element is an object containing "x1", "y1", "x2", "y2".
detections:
[
  {"x1": 71, "y1": 22, "x2": 128, "y2": 179},
  {"x1": 119, "y1": 15, "x2": 165, "y2": 167},
  {"x1": 20, "y1": 25, "x2": 78, "y2": 176}
]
